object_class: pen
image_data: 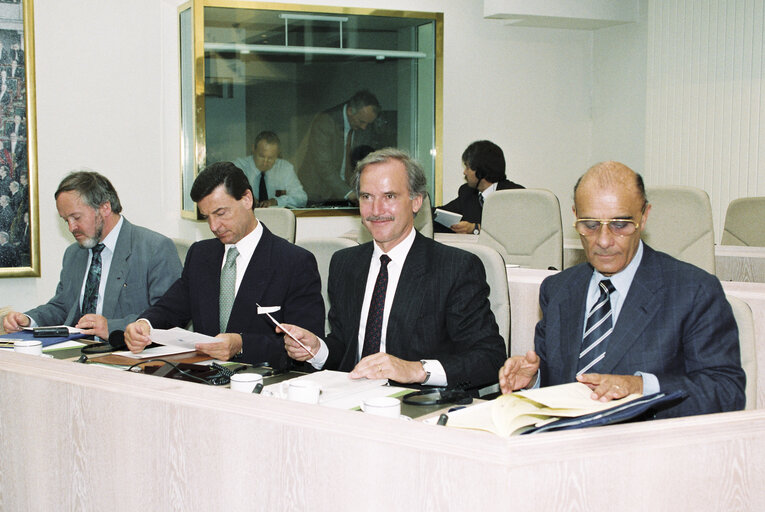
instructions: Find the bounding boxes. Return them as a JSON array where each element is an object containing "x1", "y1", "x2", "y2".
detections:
[{"x1": 256, "y1": 303, "x2": 316, "y2": 358}]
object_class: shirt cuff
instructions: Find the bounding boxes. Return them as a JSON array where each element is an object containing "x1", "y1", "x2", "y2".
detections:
[
  {"x1": 308, "y1": 337, "x2": 329, "y2": 370},
  {"x1": 420, "y1": 359, "x2": 447, "y2": 387},
  {"x1": 635, "y1": 371, "x2": 659, "y2": 395},
  {"x1": 26, "y1": 314, "x2": 37, "y2": 328}
]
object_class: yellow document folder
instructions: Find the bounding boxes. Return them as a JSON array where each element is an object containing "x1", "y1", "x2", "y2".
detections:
[{"x1": 445, "y1": 382, "x2": 641, "y2": 437}]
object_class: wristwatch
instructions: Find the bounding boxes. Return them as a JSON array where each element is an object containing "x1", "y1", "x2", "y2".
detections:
[
  {"x1": 420, "y1": 360, "x2": 432, "y2": 384},
  {"x1": 472, "y1": 223, "x2": 480, "y2": 235}
]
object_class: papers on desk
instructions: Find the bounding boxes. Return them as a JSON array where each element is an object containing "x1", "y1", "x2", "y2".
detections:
[
  {"x1": 433, "y1": 208, "x2": 462, "y2": 228},
  {"x1": 263, "y1": 370, "x2": 409, "y2": 409},
  {"x1": 444, "y1": 382, "x2": 642, "y2": 436},
  {"x1": 112, "y1": 327, "x2": 218, "y2": 359}
]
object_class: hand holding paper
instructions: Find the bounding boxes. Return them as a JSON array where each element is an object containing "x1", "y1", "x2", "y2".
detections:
[{"x1": 258, "y1": 303, "x2": 317, "y2": 358}]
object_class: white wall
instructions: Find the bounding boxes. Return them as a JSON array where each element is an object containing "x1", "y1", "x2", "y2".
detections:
[{"x1": 3, "y1": 0, "x2": 596, "y2": 310}]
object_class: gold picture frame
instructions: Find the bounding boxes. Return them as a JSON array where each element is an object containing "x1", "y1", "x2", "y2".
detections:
[{"x1": 0, "y1": 0, "x2": 38, "y2": 277}]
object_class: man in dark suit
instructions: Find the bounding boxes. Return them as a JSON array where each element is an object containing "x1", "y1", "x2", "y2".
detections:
[
  {"x1": 434, "y1": 140, "x2": 524, "y2": 234},
  {"x1": 2, "y1": 171, "x2": 182, "y2": 339},
  {"x1": 296, "y1": 90, "x2": 380, "y2": 205},
  {"x1": 282, "y1": 149, "x2": 506, "y2": 389},
  {"x1": 124, "y1": 162, "x2": 324, "y2": 369},
  {"x1": 498, "y1": 161, "x2": 745, "y2": 418}
]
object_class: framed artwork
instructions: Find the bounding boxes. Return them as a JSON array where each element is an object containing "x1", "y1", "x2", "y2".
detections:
[{"x1": 0, "y1": 0, "x2": 38, "y2": 277}]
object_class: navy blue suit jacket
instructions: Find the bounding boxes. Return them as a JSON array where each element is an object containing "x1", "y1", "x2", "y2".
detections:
[
  {"x1": 324, "y1": 232, "x2": 507, "y2": 389},
  {"x1": 142, "y1": 225, "x2": 325, "y2": 369},
  {"x1": 535, "y1": 243, "x2": 745, "y2": 418}
]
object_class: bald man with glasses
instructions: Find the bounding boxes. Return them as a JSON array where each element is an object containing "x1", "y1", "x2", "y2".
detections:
[{"x1": 498, "y1": 161, "x2": 745, "y2": 419}]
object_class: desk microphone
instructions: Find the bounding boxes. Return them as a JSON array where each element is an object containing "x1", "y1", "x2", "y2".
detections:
[{"x1": 107, "y1": 330, "x2": 127, "y2": 351}]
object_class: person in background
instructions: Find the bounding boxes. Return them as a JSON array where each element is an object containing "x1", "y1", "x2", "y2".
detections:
[
  {"x1": 233, "y1": 131, "x2": 307, "y2": 208},
  {"x1": 435, "y1": 140, "x2": 524, "y2": 234}
]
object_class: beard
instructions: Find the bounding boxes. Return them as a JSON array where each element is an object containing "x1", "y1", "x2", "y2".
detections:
[{"x1": 77, "y1": 213, "x2": 104, "y2": 249}]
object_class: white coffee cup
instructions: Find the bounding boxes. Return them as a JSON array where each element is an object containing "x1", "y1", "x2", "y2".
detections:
[
  {"x1": 230, "y1": 373, "x2": 264, "y2": 393},
  {"x1": 14, "y1": 339, "x2": 43, "y2": 356},
  {"x1": 361, "y1": 396, "x2": 401, "y2": 418},
  {"x1": 284, "y1": 379, "x2": 322, "y2": 404}
]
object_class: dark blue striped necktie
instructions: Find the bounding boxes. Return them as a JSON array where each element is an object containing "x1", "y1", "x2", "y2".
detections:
[{"x1": 577, "y1": 279, "x2": 615, "y2": 375}]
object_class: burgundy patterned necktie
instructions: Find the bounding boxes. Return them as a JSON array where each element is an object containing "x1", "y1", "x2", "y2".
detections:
[{"x1": 361, "y1": 254, "x2": 391, "y2": 359}]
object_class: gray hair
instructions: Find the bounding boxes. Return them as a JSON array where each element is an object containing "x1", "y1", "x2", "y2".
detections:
[
  {"x1": 351, "y1": 147, "x2": 427, "y2": 200},
  {"x1": 55, "y1": 170, "x2": 123, "y2": 213}
]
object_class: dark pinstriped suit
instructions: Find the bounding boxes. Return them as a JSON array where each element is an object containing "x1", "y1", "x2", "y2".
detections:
[
  {"x1": 323, "y1": 232, "x2": 507, "y2": 390},
  {"x1": 535, "y1": 243, "x2": 745, "y2": 418},
  {"x1": 141, "y1": 225, "x2": 325, "y2": 370}
]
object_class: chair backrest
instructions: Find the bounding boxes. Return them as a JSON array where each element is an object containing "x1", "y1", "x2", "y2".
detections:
[
  {"x1": 445, "y1": 242, "x2": 510, "y2": 353},
  {"x1": 357, "y1": 193, "x2": 433, "y2": 244},
  {"x1": 254, "y1": 207, "x2": 296, "y2": 243},
  {"x1": 297, "y1": 237, "x2": 359, "y2": 332},
  {"x1": 722, "y1": 197, "x2": 765, "y2": 246},
  {"x1": 171, "y1": 238, "x2": 193, "y2": 265},
  {"x1": 727, "y1": 295, "x2": 757, "y2": 410},
  {"x1": 478, "y1": 189, "x2": 563, "y2": 270},
  {"x1": 642, "y1": 186, "x2": 715, "y2": 274}
]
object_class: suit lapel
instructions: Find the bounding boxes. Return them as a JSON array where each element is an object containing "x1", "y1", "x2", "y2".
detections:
[
  {"x1": 197, "y1": 239, "x2": 225, "y2": 332},
  {"x1": 558, "y1": 266, "x2": 591, "y2": 382},
  {"x1": 600, "y1": 246, "x2": 663, "y2": 372},
  {"x1": 65, "y1": 246, "x2": 91, "y2": 324},
  {"x1": 385, "y1": 234, "x2": 429, "y2": 355},
  {"x1": 101, "y1": 219, "x2": 132, "y2": 317}
]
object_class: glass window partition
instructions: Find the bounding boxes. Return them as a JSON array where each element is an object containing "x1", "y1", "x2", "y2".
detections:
[{"x1": 179, "y1": 1, "x2": 442, "y2": 216}]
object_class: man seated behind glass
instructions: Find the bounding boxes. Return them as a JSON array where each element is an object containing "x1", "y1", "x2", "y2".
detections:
[{"x1": 233, "y1": 131, "x2": 307, "y2": 208}]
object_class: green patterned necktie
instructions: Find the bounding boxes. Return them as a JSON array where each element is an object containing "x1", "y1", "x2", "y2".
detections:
[
  {"x1": 81, "y1": 243, "x2": 106, "y2": 315},
  {"x1": 219, "y1": 246, "x2": 239, "y2": 333}
]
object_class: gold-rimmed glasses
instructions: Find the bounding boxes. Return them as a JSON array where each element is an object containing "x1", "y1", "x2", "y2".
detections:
[{"x1": 573, "y1": 218, "x2": 641, "y2": 237}]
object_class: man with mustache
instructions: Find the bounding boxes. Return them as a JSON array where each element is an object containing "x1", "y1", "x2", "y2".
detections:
[
  {"x1": 2, "y1": 170, "x2": 182, "y2": 339},
  {"x1": 280, "y1": 148, "x2": 506, "y2": 390},
  {"x1": 124, "y1": 162, "x2": 324, "y2": 368},
  {"x1": 498, "y1": 161, "x2": 745, "y2": 418}
]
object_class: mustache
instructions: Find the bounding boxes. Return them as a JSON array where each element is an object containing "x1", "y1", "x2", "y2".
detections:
[{"x1": 365, "y1": 215, "x2": 394, "y2": 222}]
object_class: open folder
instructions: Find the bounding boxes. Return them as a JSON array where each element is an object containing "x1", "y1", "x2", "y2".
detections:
[{"x1": 444, "y1": 382, "x2": 686, "y2": 436}]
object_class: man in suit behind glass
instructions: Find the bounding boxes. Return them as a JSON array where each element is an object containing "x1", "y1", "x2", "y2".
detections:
[
  {"x1": 2, "y1": 170, "x2": 182, "y2": 339},
  {"x1": 434, "y1": 140, "x2": 524, "y2": 234},
  {"x1": 124, "y1": 162, "x2": 324, "y2": 369},
  {"x1": 498, "y1": 161, "x2": 745, "y2": 418},
  {"x1": 296, "y1": 90, "x2": 380, "y2": 205},
  {"x1": 281, "y1": 149, "x2": 506, "y2": 390}
]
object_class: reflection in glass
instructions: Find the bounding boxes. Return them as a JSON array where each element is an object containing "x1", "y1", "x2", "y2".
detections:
[{"x1": 181, "y1": 4, "x2": 439, "y2": 211}]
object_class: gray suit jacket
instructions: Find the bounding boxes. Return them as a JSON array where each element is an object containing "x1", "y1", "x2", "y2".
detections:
[
  {"x1": 535, "y1": 243, "x2": 745, "y2": 418},
  {"x1": 25, "y1": 218, "x2": 182, "y2": 334},
  {"x1": 324, "y1": 232, "x2": 507, "y2": 389}
]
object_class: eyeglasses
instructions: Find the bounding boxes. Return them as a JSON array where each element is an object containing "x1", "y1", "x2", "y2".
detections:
[{"x1": 574, "y1": 218, "x2": 641, "y2": 237}]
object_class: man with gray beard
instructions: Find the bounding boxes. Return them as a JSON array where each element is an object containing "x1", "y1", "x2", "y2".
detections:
[{"x1": 2, "y1": 171, "x2": 181, "y2": 339}]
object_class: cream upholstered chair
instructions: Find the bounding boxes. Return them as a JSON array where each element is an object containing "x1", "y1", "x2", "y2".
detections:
[
  {"x1": 642, "y1": 186, "x2": 715, "y2": 274},
  {"x1": 254, "y1": 207, "x2": 296, "y2": 243},
  {"x1": 297, "y1": 237, "x2": 359, "y2": 332},
  {"x1": 445, "y1": 242, "x2": 510, "y2": 353},
  {"x1": 727, "y1": 295, "x2": 757, "y2": 410},
  {"x1": 722, "y1": 197, "x2": 765, "y2": 246},
  {"x1": 357, "y1": 193, "x2": 433, "y2": 243},
  {"x1": 171, "y1": 238, "x2": 193, "y2": 265},
  {"x1": 478, "y1": 189, "x2": 563, "y2": 270}
]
